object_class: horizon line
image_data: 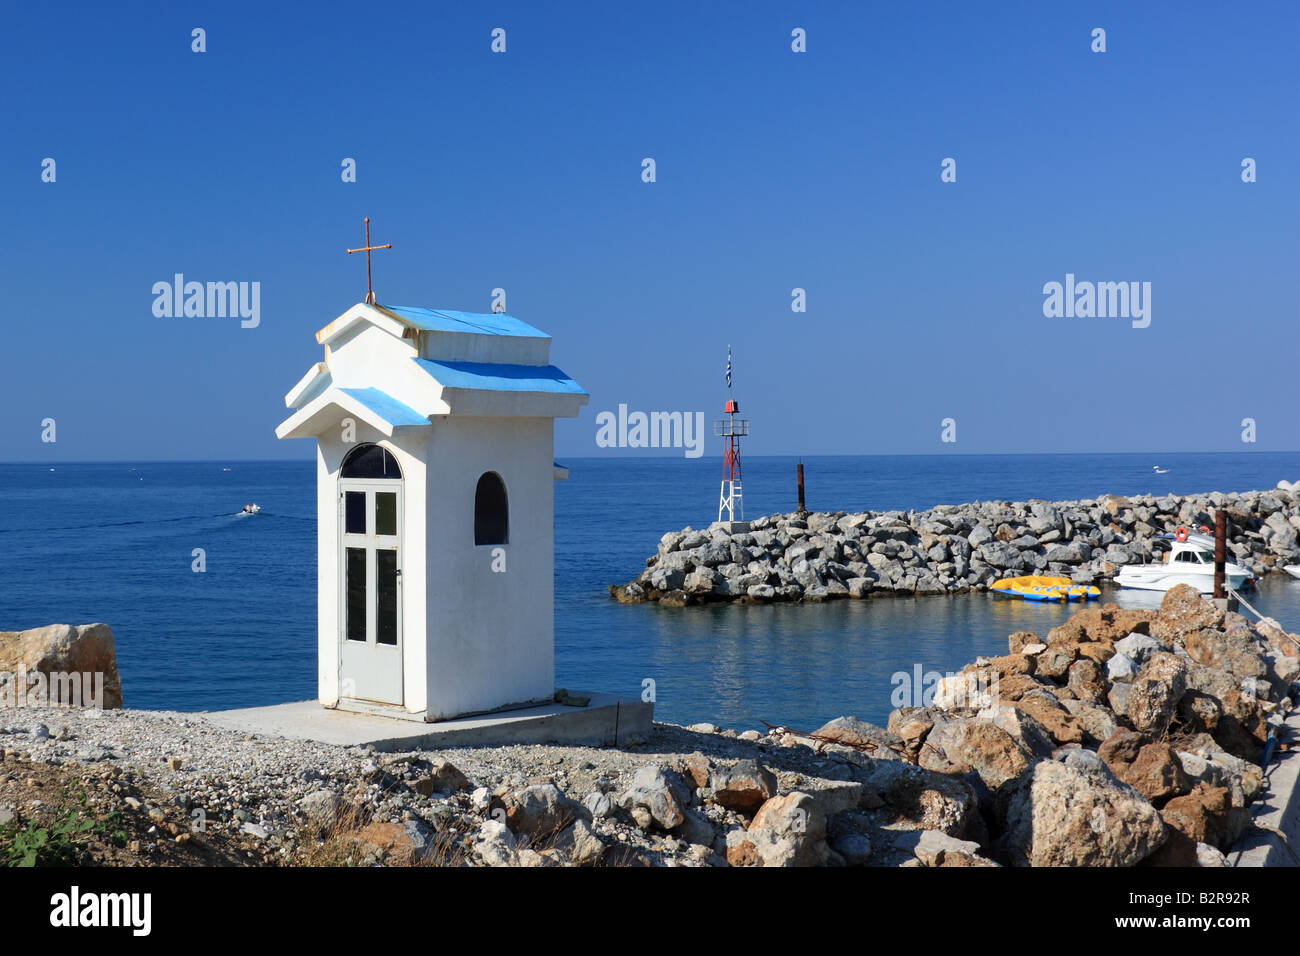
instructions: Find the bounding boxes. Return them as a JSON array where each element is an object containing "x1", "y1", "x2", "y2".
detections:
[{"x1": 3, "y1": 449, "x2": 1299, "y2": 466}]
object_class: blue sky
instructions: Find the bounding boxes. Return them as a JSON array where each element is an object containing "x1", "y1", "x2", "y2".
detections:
[{"x1": 3, "y1": 0, "x2": 1296, "y2": 461}]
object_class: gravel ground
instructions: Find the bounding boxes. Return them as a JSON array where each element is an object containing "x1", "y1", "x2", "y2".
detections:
[{"x1": 0, "y1": 706, "x2": 859, "y2": 866}]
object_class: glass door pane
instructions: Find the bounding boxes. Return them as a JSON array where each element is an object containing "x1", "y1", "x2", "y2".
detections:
[
  {"x1": 345, "y1": 491, "x2": 367, "y2": 535},
  {"x1": 375, "y1": 492, "x2": 397, "y2": 536},
  {"x1": 376, "y1": 549, "x2": 398, "y2": 645},
  {"x1": 345, "y1": 547, "x2": 367, "y2": 642}
]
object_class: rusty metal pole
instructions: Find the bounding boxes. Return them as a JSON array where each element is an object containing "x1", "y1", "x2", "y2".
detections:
[
  {"x1": 797, "y1": 461, "x2": 806, "y2": 514},
  {"x1": 1214, "y1": 510, "x2": 1227, "y2": 599}
]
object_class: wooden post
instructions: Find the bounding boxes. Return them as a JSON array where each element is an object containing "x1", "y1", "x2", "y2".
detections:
[
  {"x1": 1214, "y1": 510, "x2": 1227, "y2": 599},
  {"x1": 797, "y1": 461, "x2": 806, "y2": 514}
]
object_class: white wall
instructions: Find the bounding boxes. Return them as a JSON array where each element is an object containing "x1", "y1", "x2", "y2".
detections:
[{"x1": 422, "y1": 416, "x2": 556, "y2": 719}]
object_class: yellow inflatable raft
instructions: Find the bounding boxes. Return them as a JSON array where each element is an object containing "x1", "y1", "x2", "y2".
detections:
[{"x1": 989, "y1": 575, "x2": 1101, "y2": 602}]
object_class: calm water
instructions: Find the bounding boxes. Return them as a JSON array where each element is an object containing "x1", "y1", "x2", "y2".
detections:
[{"x1": 2, "y1": 452, "x2": 1299, "y2": 730}]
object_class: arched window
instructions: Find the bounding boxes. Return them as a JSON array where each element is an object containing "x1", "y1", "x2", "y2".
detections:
[
  {"x1": 474, "y1": 472, "x2": 509, "y2": 545},
  {"x1": 341, "y1": 443, "x2": 403, "y2": 479}
]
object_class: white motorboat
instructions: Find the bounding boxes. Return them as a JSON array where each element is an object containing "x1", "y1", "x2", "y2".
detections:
[
  {"x1": 1284, "y1": 565, "x2": 1300, "y2": 581},
  {"x1": 1114, "y1": 532, "x2": 1253, "y2": 594}
]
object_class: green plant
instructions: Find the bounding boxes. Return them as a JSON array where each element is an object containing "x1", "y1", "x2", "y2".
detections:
[
  {"x1": 0, "y1": 788, "x2": 128, "y2": 866},
  {"x1": 2, "y1": 811, "x2": 94, "y2": 867}
]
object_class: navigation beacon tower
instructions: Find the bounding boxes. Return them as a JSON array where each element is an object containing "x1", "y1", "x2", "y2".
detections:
[{"x1": 714, "y1": 345, "x2": 749, "y2": 528}]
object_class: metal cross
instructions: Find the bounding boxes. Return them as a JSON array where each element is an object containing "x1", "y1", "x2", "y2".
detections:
[{"x1": 346, "y1": 217, "x2": 392, "y2": 305}]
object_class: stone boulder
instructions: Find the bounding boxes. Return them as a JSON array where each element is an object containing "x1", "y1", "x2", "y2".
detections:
[
  {"x1": 1000, "y1": 754, "x2": 1166, "y2": 867},
  {"x1": 1182, "y1": 628, "x2": 1268, "y2": 682},
  {"x1": 918, "y1": 715, "x2": 1034, "y2": 791},
  {"x1": 355, "y1": 819, "x2": 436, "y2": 864},
  {"x1": 1012, "y1": 695, "x2": 1085, "y2": 745},
  {"x1": 859, "y1": 761, "x2": 982, "y2": 839},
  {"x1": 813, "y1": 716, "x2": 905, "y2": 756},
  {"x1": 725, "y1": 792, "x2": 829, "y2": 867},
  {"x1": 1160, "y1": 784, "x2": 1232, "y2": 850},
  {"x1": 617, "y1": 765, "x2": 690, "y2": 831},
  {"x1": 1116, "y1": 743, "x2": 1192, "y2": 804},
  {"x1": 545, "y1": 818, "x2": 606, "y2": 866},
  {"x1": 886, "y1": 706, "x2": 940, "y2": 759},
  {"x1": 0, "y1": 623, "x2": 124, "y2": 709},
  {"x1": 1150, "y1": 585, "x2": 1224, "y2": 644},
  {"x1": 1127, "y1": 652, "x2": 1186, "y2": 736},
  {"x1": 710, "y1": 760, "x2": 778, "y2": 814},
  {"x1": 504, "y1": 783, "x2": 590, "y2": 839},
  {"x1": 427, "y1": 757, "x2": 470, "y2": 793}
]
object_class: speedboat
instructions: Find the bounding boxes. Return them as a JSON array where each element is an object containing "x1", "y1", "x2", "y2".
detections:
[
  {"x1": 1114, "y1": 531, "x2": 1253, "y2": 593},
  {"x1": 1284, "y1": 565, "x2": 1300, "y2": 581},
  {"x1": 241, "y1": 503, "x2": 261, "y2": 515},
  {"x1": 1153, "y1": 466, "x2": 1169, "y2": 474}
]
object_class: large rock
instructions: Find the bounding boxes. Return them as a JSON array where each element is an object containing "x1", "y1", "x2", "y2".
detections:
[
  {"x1": 1182, "y1": 628, "x2": 1267, "y2": 682},
  {"x1": 1116, "y1": 743, "x2": 1193, "y2": 804},
  {"x1": 859, "y1": 761, "x2": 982, "y2": 839},
  {"x1": 1012, "y1": 695, "x2": 1085, "y2": 745},
  {"x1": 710, "y1": 760, "x2": 778, "y2": 813},
  {"x1": 893, "y1": 829, "x2": 993, "y2": 867},
  {"x1": 546, "y1": 818, "x2": 606, "y2": 866},
  {"x1": 933, "y1": 670, "x2": 999, "y2": 709},
  {"x1": 1127, "y1": 652, "x2": 1186, "y2": 736},
  {"x1": 355, "y1": 819, "x2": 436, "y2": 864},
  {"x1": 887, "y1": 706, "x2": 940, "y2": 759},
  {"x1": 1000, "y1": 755, "x2": 1166, "y2": 867},
  {"x1": 1058, "y1": 699, "x2": 1118, "y2": 744},
  {"x1": 1150, "y1": 585, "x2": 1225, "y2": 644},
  {"x1": 504, "y1": 783, "x2": 590, "y2": 839},
  {"x1": 813, "y1": 716, "x2": 905, "y2": 756},
  {"x1": 0, "y1": 623, "x2": 124, "y2": 709},
  {"x1": 618, "y1": 765, "x2": 689, "y2": 831},
  {"x1": 918, "y1": 715, "x2": 1034, "y2": 791},
  {"x1": 1160, "y1": 784, "x2": 1232, "y2": 850},
  {"x1": 725, "y1": 792, "x2": 828, "y2": 867},
  {"x1": 427, "y1": 757, "x2": 470, "y2": 793}
]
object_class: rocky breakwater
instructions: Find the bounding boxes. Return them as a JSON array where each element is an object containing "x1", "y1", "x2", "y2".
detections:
[
  {"x1": 610, "y1": 486, "x2": 1300, "y2": 605},
  {"x1": 873, "y1": 585, "x2": 1300, "y2": 865}
]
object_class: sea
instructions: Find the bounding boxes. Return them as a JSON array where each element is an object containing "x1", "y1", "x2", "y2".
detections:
[{"x1": 2, "y1": 452, "x2": 1298, "y2": 731}]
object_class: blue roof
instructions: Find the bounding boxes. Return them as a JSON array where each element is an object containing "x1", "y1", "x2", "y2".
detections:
[
  {"x1": 414, "y1": 358, "x2": 587, "y2": 395},
  {"x1": 377, "y1": 305, "x2": 549, "y2": 339},
  {"x1": 339, "y1": 387, "x2": 429, "y2": 427}
]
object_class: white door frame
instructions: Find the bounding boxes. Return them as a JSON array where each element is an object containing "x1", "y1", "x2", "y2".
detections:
[{"x1": 337, "y1": 478, "x2": 403, "y2": 706}]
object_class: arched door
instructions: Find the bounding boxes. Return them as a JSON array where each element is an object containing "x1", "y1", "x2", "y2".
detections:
[{"x1": 338, "y1": 443, "x2": 403, "y2": 706}]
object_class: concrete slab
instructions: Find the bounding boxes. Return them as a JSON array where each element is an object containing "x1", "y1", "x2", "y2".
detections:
[
  {"x1": 196, "y1": 692, "x2": 653, "y2": 752},
  {"x1": 1229, "y1": 708, "x2": 1300, "y2": 867}
]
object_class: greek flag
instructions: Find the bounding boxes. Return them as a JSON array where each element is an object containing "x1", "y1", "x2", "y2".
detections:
[{"x1": 725, "y1": 346, "x2": 732, "y2": 389}]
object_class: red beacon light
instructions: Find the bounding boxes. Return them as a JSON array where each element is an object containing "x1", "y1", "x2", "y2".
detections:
[{"x1": 713, "y1": 367, "x2": 749, "y2": 526}]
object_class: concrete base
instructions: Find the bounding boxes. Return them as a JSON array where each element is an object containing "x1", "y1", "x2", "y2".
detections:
[
  {"x1": 196, "y1": 692, "x2": 653, "y2": 752},
  {"x1": 1229, "y1": 707, "x2": 1300, "y2": 867},
  {"x1": 710, "y1": 520, "x2": 750, "y2": 534}
]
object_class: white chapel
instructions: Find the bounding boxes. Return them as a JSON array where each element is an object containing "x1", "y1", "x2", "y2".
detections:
[{"x1": 275, "y1": 299, "x2": 588, "y2": 721}]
